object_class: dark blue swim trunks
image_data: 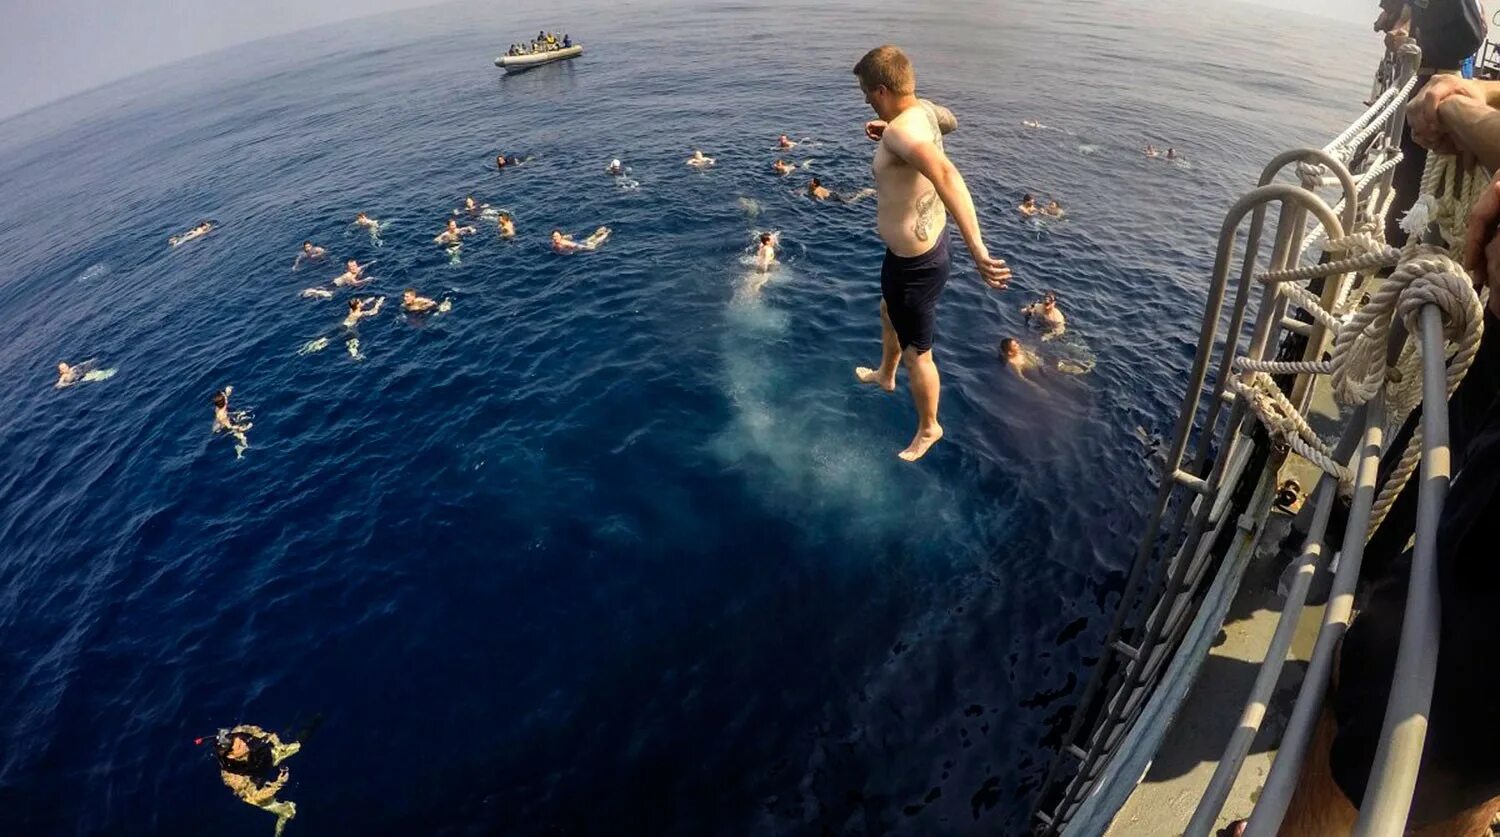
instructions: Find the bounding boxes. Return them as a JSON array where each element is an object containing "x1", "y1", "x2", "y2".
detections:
[{"x1": 880, "y1": 232, "x2": 951, "y2": 352}]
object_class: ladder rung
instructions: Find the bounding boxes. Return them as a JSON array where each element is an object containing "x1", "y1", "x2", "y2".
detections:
[
  {"x1": 1111, "y1": 639, "x2": 1139, "y2": 660},
  {"x1": 1067, "y1": 743, "x2": 1089, "y2": 760},
  {"x1": 1172, "y1": 469, "x2": 1211, "y2": 494}
]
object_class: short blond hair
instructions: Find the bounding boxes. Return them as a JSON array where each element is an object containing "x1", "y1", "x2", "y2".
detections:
[{"x1": 853, "y1": 45, "x2": 915, "y2": 95}]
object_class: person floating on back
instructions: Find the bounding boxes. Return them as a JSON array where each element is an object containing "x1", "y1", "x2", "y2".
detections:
[
  {"x1": 849, "y1": 44, "x2": 1011, "y2": 461},
  {"x1": 169, "y1": 220, "x2": 215, "y2": 247},
  {"x1": 210, "y1": 725, "x2": 302, "y2": 836},
  {"x1": 551, "y1": 227, "x2": 612, "y2": 253}
]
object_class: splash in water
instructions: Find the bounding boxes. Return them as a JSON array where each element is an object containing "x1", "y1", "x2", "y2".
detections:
[
  {"x1": 298, "y1": 337, "x2": 330, "y2": 355},
  {"x1": 74, "y1": 262, "x2": 110, "y2": 283},
  {"x1": 346, "y1": 337, "x2": 363, "y2": 361}
]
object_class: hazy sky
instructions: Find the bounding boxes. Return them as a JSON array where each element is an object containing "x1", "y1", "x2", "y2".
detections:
[
  {"x1": 0, "y1": 0, "x2": 444, "y2": 120},
  {"x1": 0, "y1": 0, "x2": 1380, "y2": 121}
]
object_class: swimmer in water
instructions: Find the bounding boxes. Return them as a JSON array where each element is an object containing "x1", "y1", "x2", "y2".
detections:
[
  {"x1": 434, "y1": 219, "x2": 476, "y2": 246},
  {"x1": 292, "y1": 241, "x2": 326, "y2": 269},
  {"x1": 342, "y1": 296, "x2": 384, "y2": 328},
  {"x1": 1000, "y1": 338, "x2": 1043, "y2": 385},
  {"x1": 806, "y1": 177, "x2": 833, "y2": 200},
  {"x1": 495, "y1": 152, "x2": 527, "y2": 170},
  {"x1": 497, "y1": 212, "x2": 516, "y2": 238},
  {"x1": 1022, "y1": 119, "x2": 1046, "y2": 129},
  {"x1": 686, "y1": 149, "x2": 716, "y2": 168},
  {"x1": 212, "y1": 387, "x2": 251, "y2": 457},
  {"x1": 1018, "y1": 193, "x2": 1038, "y2": 217},
  {"x1": 1166, "y1": 147, "x2": 1178, "y2": 160},
  {"x1": 551, "y1": 226, "x2": 612, "y2": 253},
  {"x1": 772, "y1": 159, "x2": 796, "y2": 176},
  {"x1": 1022, "y1": 291, "x2": 1067, "y2": 336},
  {"x1": 333, "y1": 259, "x2": 368, "y2": 287},
  {"x1": 778, "y1": 134, "x2": 797, "y2": 150},
  {"x1": 300, "y1": 287, "x2": 334, "y2": 299},
  {"x1": 1144, "y1": 144, "x2": 1160, "y2": 157},
  {"x1": 169, "y1": 220, "x2": 215, "y2": 247},
  {"x1": 456, "y1": 196, "x2": 489, "y2": 217},
  {"x1": 1041, "y1": 199, "x2": 1065, "y2": 218},
  {"x1": 56, "y1": 362, "x2": 84, "y2": 388},
  {"x1": 401, "y1": 288, "x2": 442, "y2": 313},
  {"x1": 354, "y1": 212, "x2": 380, "y2": 230},
  {"x1": 606, "y1": 159, "x2": 625, "y2": 176},
  {"x1": 754, "y1": 232, "x2": 779, "y2": 272}
]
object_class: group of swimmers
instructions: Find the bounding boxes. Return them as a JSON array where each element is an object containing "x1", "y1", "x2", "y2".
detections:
[
  {"x1": 506, "y1": 31, "x2": 572, "y2": 55},
  {"x1": 1144, "y1": 144, "x2": 1179, "y2": 159},
  {"x1": 1017, "y1": 193, "x2": 1065, "y2": 218}
]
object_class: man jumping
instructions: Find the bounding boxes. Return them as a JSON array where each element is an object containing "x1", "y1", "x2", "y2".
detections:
[{"x1": 851, "y1": 45, "x2": 1011, "y2": 461}]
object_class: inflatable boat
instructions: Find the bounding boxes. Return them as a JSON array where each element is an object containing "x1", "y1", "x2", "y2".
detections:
[{"x1": 495, "y1": 45, "x2": 582, "y2": 71}]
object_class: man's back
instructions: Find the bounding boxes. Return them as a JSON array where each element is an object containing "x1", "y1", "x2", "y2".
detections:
[{"x1": 874, "y1": 101, "x2": 945, "y2": 258}]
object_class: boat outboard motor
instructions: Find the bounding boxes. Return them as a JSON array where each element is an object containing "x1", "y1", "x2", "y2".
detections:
[{"x1": 1410, "y1": 0, "x2": 1486, "y2": 69}]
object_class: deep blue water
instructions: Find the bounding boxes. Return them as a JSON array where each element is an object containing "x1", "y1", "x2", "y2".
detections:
[{"x1": 0, "y1": 1, "x2": 1377, "y2": 834}]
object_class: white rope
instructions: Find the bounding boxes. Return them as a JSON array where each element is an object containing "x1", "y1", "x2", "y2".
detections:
[
  {"x1": 1228, "y1": 148, "x2": 1486, "y2": 512},
  {"x1": 1367, "y1": 270, "x2": 1487, "y2": 531}
]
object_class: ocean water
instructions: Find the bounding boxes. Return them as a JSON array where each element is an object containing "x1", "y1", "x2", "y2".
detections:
[{"x1": 0, "y1": 0, "x2": 1378, "y2": 834}]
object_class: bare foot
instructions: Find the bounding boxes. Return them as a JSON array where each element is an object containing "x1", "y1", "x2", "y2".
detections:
[
  {"x1": 898, "y1": 424, "x2": 944, "y2": 461},
  {"x1": 855, "y1": 366, "x2": 896, "y2": 392}
]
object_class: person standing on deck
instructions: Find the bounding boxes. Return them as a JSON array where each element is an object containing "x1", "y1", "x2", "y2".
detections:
[{"x1": 849, "y1": 45, "x2": 1011, "y2": 461}]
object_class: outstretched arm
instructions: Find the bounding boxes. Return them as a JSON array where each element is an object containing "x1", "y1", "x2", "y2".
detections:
[{"x1": 885, "y1": 125, "x2": 1011, "y2": 288}]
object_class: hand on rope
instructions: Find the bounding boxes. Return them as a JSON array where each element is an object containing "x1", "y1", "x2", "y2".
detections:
[
  {"x1": 1463, "y1": 169, "x2": 1500, "y2": 310},
  {"x1": 1407, "y1": 75, "x2": 1487, "y2": 155}
]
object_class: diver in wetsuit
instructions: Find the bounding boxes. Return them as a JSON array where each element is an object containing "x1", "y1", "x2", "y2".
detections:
[{"x1": 212, "y1": 725, "x2": 302, "y2": 836}]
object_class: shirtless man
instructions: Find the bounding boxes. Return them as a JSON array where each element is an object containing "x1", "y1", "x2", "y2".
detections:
[
  {"x1": 402, "y1": 288, "x2": 441, "y2": 313},
  {"x1": 850, "y1": 45, "x2": 1011, "y2": 461},
  {"x1": 498, "y1": 213, "x2": 516, "y2": 238},
  {"x1": 435, "y1": 219, "x2": 476, "y2": 246},
  {"x1": 686, "y1": 149, "x2": 716, "y2": 168},
  {"x1": 169, "y1": 220, "x2": 215, "y2": 247},
  {"x1": 778, "y1": 134, "x2": 797, "y2": 149},
  {"x1": 1018, "y1": 193, "x2": 1038, "y2": 217},
  {"x1": 806, "y1": 177, "x2": 833, "y2": 200},
  {"x1": 354, "y1": 212, "x2": 380, "y2": 230},
  {"x1": 292, "y1": 241, "x2": 326, "y2": 269},
  {"x1": 551, "y1": 227, "x2": 612, "y2": 253},
  {"x1": 1000, "y1": 338, "x2": 1039, "y2": 381},
  {"x1": 57, "y1": 362, "x2": 82, "y2": 387},
  {"x1": 755, "y1": 232, "x2": 779, "y2": 272},
  {"x1": 333, "y1": 259, "x2": 368, "y2": 287},
  {"x1": 342, "y1": 296, "x2": 384, "y2": 328},
  {"x1": 1022, "y1": 291, "x2": 1066, "y2": 335},
  {"x1": 212, "y1": 387, "x2": 251, "y2": 456},
  {"x1": 772, "y1": 159, "x2": 796, "y2": 176}
]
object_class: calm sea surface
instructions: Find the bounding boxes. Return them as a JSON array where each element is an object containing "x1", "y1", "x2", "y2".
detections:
[{"x1": 0, "y1": 0, "x2": 1377, "y2": 833}]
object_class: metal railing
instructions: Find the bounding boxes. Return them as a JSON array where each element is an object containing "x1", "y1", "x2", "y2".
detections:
[{"x1": 1030, "y1": 46, "x2": 1430, "y2": 836}]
